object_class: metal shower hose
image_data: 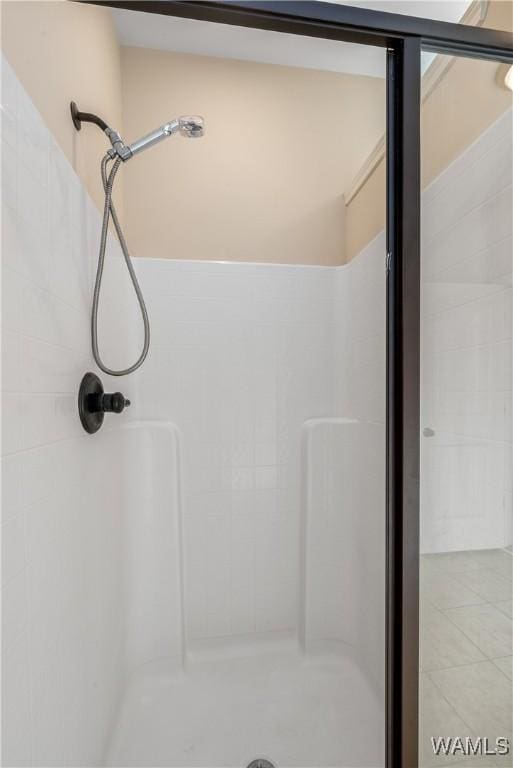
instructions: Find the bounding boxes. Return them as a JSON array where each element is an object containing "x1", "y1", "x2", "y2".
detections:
[{"x1": 91, "y1": 154, "x2": 150, "y2": 376}]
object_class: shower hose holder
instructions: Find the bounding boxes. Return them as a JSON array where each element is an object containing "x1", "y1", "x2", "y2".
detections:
[{"x1": 78, "y1": 372, "x2": 130, "y2": 434}]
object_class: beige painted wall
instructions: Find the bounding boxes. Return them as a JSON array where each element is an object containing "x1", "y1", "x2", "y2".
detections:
[
  {"x1": 3, "y1": 1, "x2": 510, "y2": 266},
  {"x1": 120, "y1": 46, "x2": 385, "y2": 265},
  {"x1": 345, "y1": 0, "x2": 513, "y2": 261},
  {"x1": 1, "y1": 0, "x2": 123, "y2": 213}
]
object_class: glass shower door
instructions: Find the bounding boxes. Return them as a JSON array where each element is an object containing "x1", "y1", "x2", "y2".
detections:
[{"x1": 419, "y1": 45, "x2": 513, "y2": 766}]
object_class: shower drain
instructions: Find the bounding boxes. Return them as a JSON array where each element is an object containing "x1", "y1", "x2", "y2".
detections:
[{"x1": 246, "y1": 760, "x2": 276, "y2": 768}]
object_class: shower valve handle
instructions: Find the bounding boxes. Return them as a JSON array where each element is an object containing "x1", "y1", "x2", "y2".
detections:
[
  {"x1": 78, "y1": 372, "x2": 131, "y2": 434},
  {"x1": 99, "y1": 392, "x2": 131, "y2": 414}
]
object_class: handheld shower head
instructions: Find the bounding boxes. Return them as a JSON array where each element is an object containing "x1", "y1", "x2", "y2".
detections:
[
  {"x1": 178, "y1": 115, "x2": 204, "y2": 138},
  {"x1": 71, "y1": 103, "x2": 205, "y2": 162},
  {"x1": 121, "y1": 115, "x2": 205, "y2": 159}
]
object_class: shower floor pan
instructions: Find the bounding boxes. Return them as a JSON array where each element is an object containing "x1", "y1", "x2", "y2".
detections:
[{"x1": 106, "y1": 637, "x2": 383, "y2": 768}]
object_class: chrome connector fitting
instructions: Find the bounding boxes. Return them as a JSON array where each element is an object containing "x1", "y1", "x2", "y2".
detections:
[{"x1": 105, "y1": 128, "x2": 133, "y2": 162}]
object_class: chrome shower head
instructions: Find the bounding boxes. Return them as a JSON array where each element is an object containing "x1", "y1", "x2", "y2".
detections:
[
  {"x1": 71, "y1": 103, "x2": 205, "y2": 162},
  {"x1": 178, "y1": 115, "x2": 204, "y2": 138},
  {"x1": 119, "y1": 115, "x2": 205, "y2": 159}
]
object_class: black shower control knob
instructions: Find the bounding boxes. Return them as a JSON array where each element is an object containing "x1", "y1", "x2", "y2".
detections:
[
  {"x1": 112, "y1": 392, "x2": 130, "y2": 413},
  {"x1": 102, "y1": 392, "x2": 131, "y2": 413},
  {"x1": 78, "y1": 373, "x2": 132, "y2": 434}
]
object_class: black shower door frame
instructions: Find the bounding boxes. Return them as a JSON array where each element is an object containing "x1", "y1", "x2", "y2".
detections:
[{"x1": 81, "y1": 2, "x2": 513, "y2": 764}]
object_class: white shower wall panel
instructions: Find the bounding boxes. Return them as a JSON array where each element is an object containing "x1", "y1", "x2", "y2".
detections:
[
  {"x1": 301, "y1": 417, "x2": 385, "y2": 701},
  {"x1": 121, "y1": 421, "x2": 185, "y2": 672},
  {"x1": 132, "y1": 259, "x2": 336, "y2": 641},
  {"x1": 333, "y1": 231, "x2": 387, "y2": 423},
  {"x1": 421, "y1": 107, "x2": 513, "y2": 553},
  {"x1": 1, "y1": 55, "x2": 135, "y2": 767}
]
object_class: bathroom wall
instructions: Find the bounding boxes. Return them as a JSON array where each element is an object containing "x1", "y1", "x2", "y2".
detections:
[
  {"x1": 0, "y1": 50, "x2": 387, "y2": 707},
  {"x1": 120, "y1": 45, "x2": 385, "y2": 266},
  {"x1": 113, "y1": 160, "x2": 386, "y2": 658},
  {"x1": 126, "y1": 230, "x2": 388, "y2": 692},
  {"x1": 302, "y1": 418, "x2": 385, "y2": 698},
  {"x1": 345, "y1": 0, "x2": 513, "y2": 261},
  {"x1": 1, "y1": 56, "x2": 134, "y2": 767},
  {"x1": 334, "y1": 230, "x2": 386, "y2": 423},
  {"x1": 131, "y1": 259, "x2": 336, "y2": 639},
  {"x1": 124, "y1": 95, "x2": 389, "y2": 648},
  {"x1": 325, "y1": 231, "x2": 386, "y2": 695},
  {"x1": 334, "y1": 105, "x2": 512, "y2": 558},
  {"x1": 1, "y1": 0, "x2": 124, "y2": 214},
  {"x1": 421, "y1": 107, "x2": 513, "y2": 553},
  {"x1": 121, "y1": 423, "x2": 185, "y2": 672}
]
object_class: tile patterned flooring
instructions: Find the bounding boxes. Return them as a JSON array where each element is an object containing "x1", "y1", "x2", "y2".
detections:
[{"x1": 420, "y1": 548, "x2": 513, "y2": 767}]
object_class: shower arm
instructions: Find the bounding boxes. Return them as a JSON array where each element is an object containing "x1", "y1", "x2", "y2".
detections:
[
  {"x1": 70, "y1": 101, "x2": 110, "y2": 133},
  {"x1": 70, "y1": 101, "x2": 132, "y2": 161}
]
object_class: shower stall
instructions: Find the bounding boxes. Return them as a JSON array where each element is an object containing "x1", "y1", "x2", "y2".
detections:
[{"x1": 1, "y1": 2, "x2": 511, "y2": 767}]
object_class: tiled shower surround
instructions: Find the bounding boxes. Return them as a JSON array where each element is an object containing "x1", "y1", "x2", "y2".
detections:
[
  {"x1": 128, "y1": 239, "x2": 388, "y2": 653},
  {"x1": 131, "y1": 259, "x2": 338, "y2": 639},
  {"x1": 1, "y1": 52, "x2": 511, "y2": 767},
  {"x1": 1, "y1": 56, "x2": 134, "y2": 766}
]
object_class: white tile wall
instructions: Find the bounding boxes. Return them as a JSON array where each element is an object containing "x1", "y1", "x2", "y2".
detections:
[
  {"x1": 121, "y1": 422, "x2": 185, "y2": 672},
  {"x1": 131, "y1": 258, "x2": 336, "y2": 641},
  {"x1": 302, "y1": 417, "x2": 386, "y2": 701},
  {"x1": 333, "y1": 231, "x2": 387, "y2": 424},
  {"x1": 129, "y1": 225, "x2": 388, "y2": 654},
  {"x1": 310, "y1": 233, "x2": 386, "y2": 699},
  {"x1": 1, "y1": 56, "x2": 134, "y2": 767},
  {"x1": 421, "y1": 108, "x2": 513, "y2": 553}
]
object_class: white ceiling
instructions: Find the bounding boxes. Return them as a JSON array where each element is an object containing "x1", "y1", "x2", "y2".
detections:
[
  {"x1": 111, "y1": 9, "x2": 386, "y2": 77},
  {"x1": 321, "y1": 1, "x2": 471, "y2": 22},
  {"x1": 111, "y1": 1, "x2": 472, "y2": 78}
]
